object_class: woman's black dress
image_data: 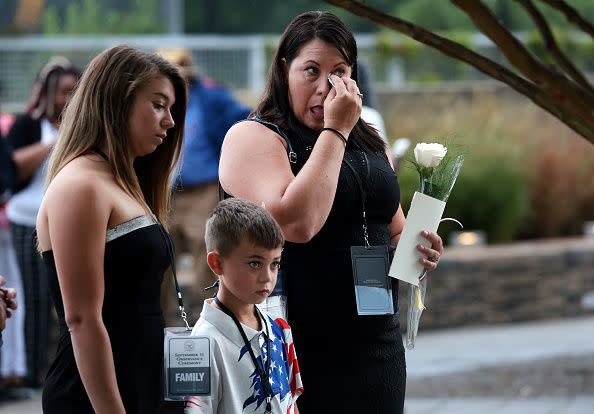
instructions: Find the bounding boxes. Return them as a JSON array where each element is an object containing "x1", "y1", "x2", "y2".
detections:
[
  {"x1": 266, "y1": 119, "x2": 406, "y2": 414},
  {"x1": 41, "y1": 216, "x2": 170, "y2": 413}
]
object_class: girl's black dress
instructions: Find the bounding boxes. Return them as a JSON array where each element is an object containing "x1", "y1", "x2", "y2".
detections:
[
  {"x1": 259, "y1": 118, "x2": 406, "y2": 414},
  {"x1": 41, "y1": 216, "x2": 169, "y2": 413}
]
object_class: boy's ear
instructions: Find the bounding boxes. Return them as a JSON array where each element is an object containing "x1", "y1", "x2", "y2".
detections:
[{"x1": 206, "y1": 251, "x2": 224, "y2": 276}]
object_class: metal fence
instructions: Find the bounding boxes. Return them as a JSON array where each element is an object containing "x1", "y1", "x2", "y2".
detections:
[
  {"x1": 0, "y1": 33, "x2": 497, "y2": 111},
  {"x1": 5, "y1": 32, "x2": 591, "y2": 112},
  {"x1": 0, "y1": 35, "x2": 273, "y2": 111}
]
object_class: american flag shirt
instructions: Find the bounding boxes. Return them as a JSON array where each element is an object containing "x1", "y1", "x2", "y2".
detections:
[{"x1": 185, "y1": 299, "x2": 303, "y2": 414}]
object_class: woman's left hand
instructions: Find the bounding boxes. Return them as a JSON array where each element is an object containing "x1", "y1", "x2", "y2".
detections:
[{"x1": 416, "y1": 230, "x2": 444, "y2": 272}]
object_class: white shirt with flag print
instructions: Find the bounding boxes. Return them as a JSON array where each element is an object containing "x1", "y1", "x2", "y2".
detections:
[{"x1": 185, "y1": 299, "x2": 303, "y2": 414}]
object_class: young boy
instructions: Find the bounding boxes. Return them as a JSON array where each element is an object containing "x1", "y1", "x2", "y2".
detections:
[{"x1": 185, "y1": 198, "x2": 303, "y2": 414}]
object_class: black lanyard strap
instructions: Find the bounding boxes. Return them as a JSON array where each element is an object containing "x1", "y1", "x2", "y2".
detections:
[
  {"x1": 214, "y1": 297, "x2": 273, "y2": 412},
  {"x1": 343, "y1": 152, "x2": 371, "y2": 248},
  {"x1": 158, "y1": 224, "x2": 190, "y2": 330}
]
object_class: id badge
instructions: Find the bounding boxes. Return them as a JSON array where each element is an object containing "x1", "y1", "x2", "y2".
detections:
[
  {"x1": 163, "y1": 327, "x2": 211, "y2": 401},
  {"x1": 350, "y1": 245, "x2": 395, "y2": 315}
]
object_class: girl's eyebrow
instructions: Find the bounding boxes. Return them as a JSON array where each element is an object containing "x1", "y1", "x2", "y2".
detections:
[{"x1": 152, "y1": 92, "x2": 174, "y2": 103}]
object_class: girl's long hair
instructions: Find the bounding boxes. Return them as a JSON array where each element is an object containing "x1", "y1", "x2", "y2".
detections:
[
  {"x1": 46, "y1": 45, "x2": 187, "y2": 227},
  {"x1": 255, "y1": 11, "x2": 385, "y2": 153}
]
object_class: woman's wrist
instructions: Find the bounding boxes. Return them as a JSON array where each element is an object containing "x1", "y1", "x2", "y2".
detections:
[{"x1": 321, "y1": 127, "x2": 348, "y2": 147}]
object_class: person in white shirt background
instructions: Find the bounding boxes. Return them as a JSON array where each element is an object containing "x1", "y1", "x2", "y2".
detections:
[
  {"x1": 357, "y1": 59, "x2": 411, "y2": 168},
  {"x1": 4, "y1": 57, "x2": 80, "y2": 390}
]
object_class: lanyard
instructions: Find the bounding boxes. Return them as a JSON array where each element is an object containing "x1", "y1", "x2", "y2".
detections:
[
  {"x1": 343, "y1": 151, "x2": 371, "y2": 248},
  {"x1": 160, "y1": 224, "x2": 190, "y2": 330},
  {"x1": 95, "y1": 147, "x2": 191, "y2": 330},
  {"x1": 214, "y1": 296, "x2": 273, "y2": 413}
]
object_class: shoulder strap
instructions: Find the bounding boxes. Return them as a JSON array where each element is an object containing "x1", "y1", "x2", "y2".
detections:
[{"x1": 243, "y1": 117, "x2": 297, "y2": 164}]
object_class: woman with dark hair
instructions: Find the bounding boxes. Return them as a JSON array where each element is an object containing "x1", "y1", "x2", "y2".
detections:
[
  {"x1": 36, "y1": 45, "x2": 186, "y2": 413},
  {"x1": 219, "y1": 11, "x2": 444, "y2": 413},
  {"x1": 6, "y1": 56, "x2": 80, "y2": 388}
]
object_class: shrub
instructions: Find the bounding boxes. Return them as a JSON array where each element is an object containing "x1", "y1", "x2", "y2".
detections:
[
  {"x1": 397, "y1": 155, "x2": 529, "y2": 244},
  {"x1": 521, "y1": 140, "x2": 594, "y2": 238}
]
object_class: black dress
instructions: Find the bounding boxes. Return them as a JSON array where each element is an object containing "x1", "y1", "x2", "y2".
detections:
[
  {"x1": 258, "y1": 118, "x2": 406, "y2": 414},
  {"x1": 42, "y1": 216, "x2": 170, "y2": 413}
]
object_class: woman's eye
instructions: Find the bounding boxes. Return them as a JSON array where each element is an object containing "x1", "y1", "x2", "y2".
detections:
[
  {"x1": 153, "y1": 102, "x2": 165, "y2": 110},
  {"x1": 248, "y1": 261, "x2": 261, "y2": 269},
  {"x1": 333, "y1": 68, "x2": 346, "y2": 77},
  {"x1": 305, "y1": 67, "x2": 318, "y2": 76},
  {"x1": 271, "y1": 261, "x2": 281, "y2": 269}
]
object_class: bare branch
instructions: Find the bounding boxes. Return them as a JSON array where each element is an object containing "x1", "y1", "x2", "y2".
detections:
[
  {"x1": 516, "y1": 0, "x2": 594, "y2": 95},
  {"x1": 537, "y1": 0, "x2": 594, "y2": 42},
  {"x1": 452, "y1": 0, "x2": 594, "y2": 126}
]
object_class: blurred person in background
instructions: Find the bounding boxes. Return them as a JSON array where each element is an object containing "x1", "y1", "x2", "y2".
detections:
[
  {"x1": 0, "y1": 276, "x2": 19, "y2": 401},
  {"x1": 0, "y1": 276, "x2": 18, "y2": 334},
  {"x1": 5, "y1": 56, "x2": 80, "y2": 388},
  {"x1": 358, "y1": 60, "x2": 411, "y2": 169},
  {"x1": 357, "y1": 59, "x2": 388, "y2": 142},
  {"x1": 157, "y1": 48, "x2": 250, "y2": 319},
  {"x1": 0, "y1": 92, "x2": 28, "y2": 402}
]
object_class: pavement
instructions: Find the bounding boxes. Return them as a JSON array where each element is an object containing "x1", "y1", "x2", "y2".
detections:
[
  {"x1": 404, "y1": 315, "x2": 594, "y2": 413},
  {"x1": 1, "y1": 315, "x2": 593, "y2": 413}
]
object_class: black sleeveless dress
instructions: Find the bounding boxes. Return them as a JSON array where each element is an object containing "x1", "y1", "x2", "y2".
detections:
[
  {"x1": 250, "y1": 118, "x2": 406, "y2": 413},
  {"x1": 42, "y1": 215, "x2": 170, "y2": 413}
]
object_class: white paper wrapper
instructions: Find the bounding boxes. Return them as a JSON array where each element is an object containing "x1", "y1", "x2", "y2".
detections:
[{"x1": 389, "y1": 191, "x2": 445, "y2": 286}]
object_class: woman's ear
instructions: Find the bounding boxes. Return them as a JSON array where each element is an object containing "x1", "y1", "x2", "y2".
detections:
[
  {"x1": 206, "y1": 251, "x2": 224, "y2": 276},
  {"x1": 281, "y1": 58, "x2": 288, "y2": 83}
]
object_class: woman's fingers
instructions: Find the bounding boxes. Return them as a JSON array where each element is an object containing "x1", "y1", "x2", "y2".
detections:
[
  {"x1": 417, "y1": 230, "x2": 444, "y2": 271},
  {"x1": 333, "y1": 76, "x2": 362, "y2": 98},
  {"x1": 324, "y1": 74, "x2": 362, "y2": 134},
  {"x1": 421, "y1": 230, "x2": 444, "y2": 253},
  {"x1": 341, "y1": 77, "x2": 361, "y2": 96}
]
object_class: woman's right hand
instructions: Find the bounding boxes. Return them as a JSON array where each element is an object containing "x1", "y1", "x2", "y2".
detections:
[{"x1": 323, "y1": 74, "x2": 362, "y2": 139}]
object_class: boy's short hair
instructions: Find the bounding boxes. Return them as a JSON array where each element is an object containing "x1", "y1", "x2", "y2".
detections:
[{"x1": 205, "y1": 198, "x2": 284, "y2": 257}]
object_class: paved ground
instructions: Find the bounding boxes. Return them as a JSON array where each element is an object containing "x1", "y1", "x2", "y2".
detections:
[
  {"x1": 2, "y1": 316, "x2": 594, "y2": 413},
  {"x1": 403, "y1": 316, "x2": 594, "y2": 413}
]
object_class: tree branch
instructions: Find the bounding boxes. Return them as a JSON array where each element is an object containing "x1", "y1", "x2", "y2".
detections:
[
  {"x1": 516, "y1": 0, "x2": 594, "y2": 95},
  {"x1": 324, "y1": 0, "x2": 594, "y2": 141},
  {"x1": 537, "y1": 0, "x2": 594, "y2": 42},
  {"x1": 451, "y1": 0, "x2": 594, "y2": 127},
  {"x1": 325, "y1": 0, "x2": 533, "y2": 91}
]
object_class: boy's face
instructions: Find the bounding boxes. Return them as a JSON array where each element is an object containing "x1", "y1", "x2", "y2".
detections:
[{"x1": 211, "y1": 239, "x2": 282, "y2": 307}]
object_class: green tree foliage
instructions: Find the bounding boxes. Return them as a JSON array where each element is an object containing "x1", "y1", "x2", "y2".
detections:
[
  {"x1": 185, "y1": 0, "x2": 594, "y2": 33},
  {"x1": 37, "y1": 0, "x2": 594, "y2": 35},
  {"x1": 394, "y1": 0, "x2": 475, "y2": 31},
  {"x1": 184, "y1": 0, "x2": 406, "y2": 33},
  {"x1": 393, "y1": 0, "x2": 594, "y2": 32},
  {"x1": 42, "y1": 0, "x2": 164, "y2": 34}
]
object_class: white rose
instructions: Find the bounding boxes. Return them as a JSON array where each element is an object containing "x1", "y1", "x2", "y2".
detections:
[{"x1": 414, "y1": 142, "x2": 447, "y2": 168}]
